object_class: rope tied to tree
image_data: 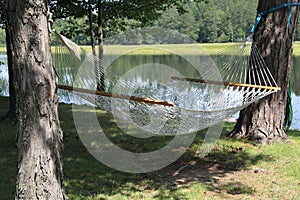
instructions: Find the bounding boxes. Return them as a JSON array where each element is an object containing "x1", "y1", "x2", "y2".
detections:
[
  {"x1": 249, "y1": 2, "x2": 299, "y2": 131},
  {"x1": 251, "y1": 2, "x2": 300, "y2": 33}
]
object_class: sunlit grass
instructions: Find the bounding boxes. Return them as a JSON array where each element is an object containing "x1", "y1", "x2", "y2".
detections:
[
  {"x1": 52, "y1": 43, "x2": 232, "y2": 56},
  {"x1": 101, "y1": 43, "x2": 237, "y2": 55},
  {"x1": 0, "y1": 47, "x2": 6, "y2": 53},
  {"x1": 54, "y1": 41, "x2": 300, "y2": 56},
  {"x1": 66, "y1": 41, "x2": 300, "y2": 56},
  {"x1": 293, "y1": 41, "x2": 300, "y2": 56},
  {"x1": 1, "y1": 41, "x2": 300, "y2": 56}
]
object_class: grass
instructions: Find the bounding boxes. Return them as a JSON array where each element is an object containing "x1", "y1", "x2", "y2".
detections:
[
  {"x1": 50, "y1": 43, "x2": 236, "y2": 56},
  {"x1": 293, "y1": 42, "x2": 300, "y2": 56},
  {"x1": 68, "y1": 41, "x2": 300, "y2": 56},
  {"x1": 1, "y1": 41, "x2": 300, "y2": 55},
  {"x1": 0, "y1": 96, "x2": 300, "y2": 199},
  {"x1": 101, "y1": 43, "x2": 235, "y2": 55},
  {"x1": 0, "y1": 43, "x2": 234, "y2": 55},
  {"x1": 0, "y1": 46, "x2": 6, "y2": 53}
]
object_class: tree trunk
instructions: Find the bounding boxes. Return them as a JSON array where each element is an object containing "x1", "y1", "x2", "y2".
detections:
[
  {"x1": 4, "y1": 25, "x2": 16, "y2": 119},
  {"x1": 88, "y1": 0, "x2": 96, "y2": 56},
  {"x1": 229, "y1": 0, "x2": 299, "y2": 144},
  {"x1": 7, "y1": 0, "x2": 66, "y2": 199},
  {"x1": 97, "y1": 0, "x2": 105, "y2": 91}
]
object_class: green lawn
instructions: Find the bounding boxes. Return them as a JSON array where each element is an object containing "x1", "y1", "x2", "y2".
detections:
[
  {"x1": 0, "y1": 43, "x2": 234, "y2": 55},
  {"x1": 0, "y1": 46, "x2": 6, "y2": 53},
  {"x1": 0, "y1": 96, "x2": 299, "y2": 199},
  {"x1": 77, "y1": 41, "x2": 300, "y2": 56},
  {"x1": 1, "y1": 41, "x2": 300, "y2": 55},
  {"x1": 51, "y1": 43, "x2": 238, "y2": 56}
]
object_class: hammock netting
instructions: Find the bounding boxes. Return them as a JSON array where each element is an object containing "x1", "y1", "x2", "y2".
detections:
[{"x1": 52, "y1": 31, "x2": 280, "y2": 135}]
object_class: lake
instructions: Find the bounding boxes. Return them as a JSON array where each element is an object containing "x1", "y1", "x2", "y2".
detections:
[{"x1": 0, "y1": 52, "x2": 299, "y2": 130}]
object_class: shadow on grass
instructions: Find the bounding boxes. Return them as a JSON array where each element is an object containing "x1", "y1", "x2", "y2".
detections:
[
  {"x1": 61, "y1": 104, "x2": 275, "y2": 199},
  {"x1": 0, "y1": 99, "x2": 276, "y2": 199},
  {"x1": 0, "y1": 97, "x2": 17, "y2": 200},
  {"x1": 288, "y1": 129, "x2": 300, "y2": 138}
]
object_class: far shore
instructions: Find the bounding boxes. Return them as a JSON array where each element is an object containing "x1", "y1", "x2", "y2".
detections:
[{"x1": 1, "y1": 41, "x2": 300, "y2": 55}]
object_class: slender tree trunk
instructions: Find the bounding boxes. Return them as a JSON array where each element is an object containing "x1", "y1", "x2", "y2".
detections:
[
  {"x1": 7, "y1": 0, "x2": 66, "y2": 199},
  {"x1": 88, "y1": 0, "x2": 96, "y2": 56},
  {"x1": 97, "y1": 0, "x2": 105, "y2": 91},
  {"x1": 4, "y1": 25, "x2": 16, "y2": 119},
  {"x1": 230, "y1": 0, "x2": 299, "y2": 144}
]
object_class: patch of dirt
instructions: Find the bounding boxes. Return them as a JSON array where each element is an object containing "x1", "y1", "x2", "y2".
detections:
[{"x1": 151, "y1": 146, "x2": 275, "y2": 200}]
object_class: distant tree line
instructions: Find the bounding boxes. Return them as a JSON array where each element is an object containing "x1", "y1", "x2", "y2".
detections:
[
  {"x1": 50, "y1": 0, "x2": 259, "y2": 44},
  {"x1": 155, "y1": 0, "x2": 258, "y2": 43},
  {"x1": 0, "y1": 0, "x2": 254, "y2": 45},
  {"x1": 1, "y1": 0, "x2": 300, "y2": 45}
]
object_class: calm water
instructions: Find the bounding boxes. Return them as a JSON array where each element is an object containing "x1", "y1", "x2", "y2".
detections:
[{"x1": 0, "y1": 53, "x2": 299, "y2": 130}]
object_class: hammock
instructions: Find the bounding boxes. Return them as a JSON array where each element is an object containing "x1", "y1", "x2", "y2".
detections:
[{"x1": 52, "y1": 31, "x2": 280, "y2": 135}]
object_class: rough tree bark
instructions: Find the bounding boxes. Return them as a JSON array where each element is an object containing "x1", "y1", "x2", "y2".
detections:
[
  {"x1": 230, "y1": 0, "x2": 299, "y2": 144},
  {"x1": 7, "y1": 0, "x2": 66, "y2": 199}
]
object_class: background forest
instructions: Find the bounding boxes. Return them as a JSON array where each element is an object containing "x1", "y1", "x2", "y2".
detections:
[
  {"x1": 53, "y1": 0, "x2": 258, "y2": 44},
  {"x1": 1, "y1": 0, "x2": 300, "y2": 45},
  {"x1": 0, "y1": 0, "x2": 292, "y2": 45}
]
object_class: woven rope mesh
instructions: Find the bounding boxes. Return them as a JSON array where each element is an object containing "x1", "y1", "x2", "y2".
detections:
[{"x1": 52, "y1": 31, "x2": 279, "y2": 135}]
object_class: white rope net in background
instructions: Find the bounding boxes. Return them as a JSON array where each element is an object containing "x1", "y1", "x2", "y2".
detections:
[{"x1": 52, "y1": 31, "x2": 280, "y2": 135}]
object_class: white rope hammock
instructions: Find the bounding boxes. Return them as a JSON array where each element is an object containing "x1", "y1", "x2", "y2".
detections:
[{"x1": 52, "y1": 31, "x2": 280, "y2": 135}]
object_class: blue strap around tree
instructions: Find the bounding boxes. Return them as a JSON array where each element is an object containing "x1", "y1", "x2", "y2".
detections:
[
  {"x1": 249, "y1": 3, "x2": 298, "y2": 130},
  {"x1": 251, "y1": 2, "x2": 300, "y2": 33}
]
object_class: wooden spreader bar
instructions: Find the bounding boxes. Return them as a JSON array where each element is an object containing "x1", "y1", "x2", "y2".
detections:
[
  {"x1": 171, "y1": 76, "x2": 281, "y2": 91},
  {"x1": 57, "y1": 85, "x2": 175, "y2": 107}
]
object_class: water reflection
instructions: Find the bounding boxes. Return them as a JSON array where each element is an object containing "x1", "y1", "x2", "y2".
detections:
[
  {"x1": 0, "y1": 52, "x2": 299, "y2": 130},
  {"x1": 0, "y1": 54, "x2": 8, "y2": 96}
]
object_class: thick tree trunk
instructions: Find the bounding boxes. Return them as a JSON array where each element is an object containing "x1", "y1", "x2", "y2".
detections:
[
  {"x1": 7, "y1": 0, "x2": 66, "y2": 199},
  {"x1": 230, "y1": 0, "x2": 299, "y2": 144}
]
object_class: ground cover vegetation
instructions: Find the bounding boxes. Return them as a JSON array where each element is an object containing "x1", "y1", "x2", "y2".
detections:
[{"x1": 1, "y1": 96, "x2": 299, "y2": 199}]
